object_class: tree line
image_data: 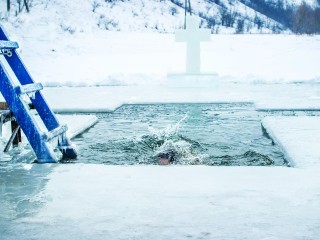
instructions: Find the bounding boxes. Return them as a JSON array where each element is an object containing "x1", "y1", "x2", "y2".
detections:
[
  {"x1": 4, "y1": 0, "x2": 320, "y2": 34},
  {"x1": 238, "y1": 0, "x2": 320, "y2": 34},
  {"x1": 292, "y1": 2, "x2": 320, "y2": 34}
]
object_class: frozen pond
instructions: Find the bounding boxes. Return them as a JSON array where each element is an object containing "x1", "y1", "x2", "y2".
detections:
[
  {"x1": 73, "y1": 103, "x2": 287, "y2": 166},
  {"x1": 2, "y1": 103, "x2": 320, "y2": 166}
]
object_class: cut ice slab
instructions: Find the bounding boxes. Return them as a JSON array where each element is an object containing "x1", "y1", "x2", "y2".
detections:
[
  {"x1": 0, "y1": 114, "x2": 98, "y2": 162},
  {"x1": 262, "y1": 116, "x2": 320, "y2": 168}
]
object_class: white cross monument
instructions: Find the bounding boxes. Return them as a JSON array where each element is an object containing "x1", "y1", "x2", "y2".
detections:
[{"x1": 175, "y1": 15, "x2": 211, "y2": 75}]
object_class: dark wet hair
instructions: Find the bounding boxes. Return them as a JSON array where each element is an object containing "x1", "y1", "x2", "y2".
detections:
[{"x1": 157, "y1": 150, "x2": 177, "y2": 163}]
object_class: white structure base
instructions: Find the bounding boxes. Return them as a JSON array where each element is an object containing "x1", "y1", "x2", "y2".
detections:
[{"x1": 167, "y1": 72, "x2": 219, "y2": 87}]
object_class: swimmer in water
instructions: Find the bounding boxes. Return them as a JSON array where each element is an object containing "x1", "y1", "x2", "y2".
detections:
[{"x1": 157, "y1": 150, "x2": 177, "y2": 165}]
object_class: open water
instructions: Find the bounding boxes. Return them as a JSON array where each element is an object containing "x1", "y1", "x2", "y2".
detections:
[{"x1": 72, "y1": 103, "x2": 287, "y2": 166}]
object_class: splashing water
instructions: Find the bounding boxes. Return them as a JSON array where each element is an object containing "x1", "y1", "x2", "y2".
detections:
[
  {"x1": 133, "y1": 116, "x2": 208, "y2": 164},
  {"x1": 142, "y1": 114, "x2": 207, "y2": 164}
]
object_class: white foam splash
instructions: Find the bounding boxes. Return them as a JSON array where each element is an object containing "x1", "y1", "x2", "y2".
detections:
[{"x1": 148, "y1": 114, "x2": 188, "y2": 139}]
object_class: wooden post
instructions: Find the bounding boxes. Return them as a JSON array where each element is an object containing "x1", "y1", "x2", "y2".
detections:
[
  {"x1": 0, "y1": 102, "x2": 22, "y2": 148},
  {"x1": 0, "y1": 102, "x2": 9, "y2": 110},
  {"x1": 11, "y1": 120, "x2": 22, "y2": 145},
  {"x1": 7, "y1": 0, "x2": 10, "y2": 12}
]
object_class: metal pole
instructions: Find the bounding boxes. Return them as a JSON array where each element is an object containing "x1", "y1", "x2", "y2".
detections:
[
  {"x1": 7, "y1": 0, "x2": 10, "y2": 12},
  {"x1": 184, "y1": 0, "x2": 187, "y2": 29},
  {"x1": 188, "y1": 0, "x2": 192, "y2": 15}
]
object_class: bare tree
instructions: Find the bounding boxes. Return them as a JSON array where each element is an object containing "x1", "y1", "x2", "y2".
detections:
[
  {"x1": 24, "y1": 0, "x2": 30, "y2": 12},
  {"x1": 292, "y1": 2, "x2": 319, "y2": 34},
  {"x1": 236, "y1": 19, "x2": 245, "y2": 33},
  {"x1": 6, "y1": 0, "x2": 30, "y2": 13}
]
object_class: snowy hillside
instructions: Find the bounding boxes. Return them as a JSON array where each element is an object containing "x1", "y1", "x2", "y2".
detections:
[
  {"x1": 0, "y1": 0, "x2": 319, "y2": 34},
  {"x1": 0, "y1": 0, "x2": 319, "y2": 88}
]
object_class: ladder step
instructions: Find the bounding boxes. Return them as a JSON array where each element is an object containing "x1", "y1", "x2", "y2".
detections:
[
  {"x1": 0, "y1": 40, "x2": 19, "y2": 50},
  {"x1": 15, "y1": 83, "x2": 43, "y2": 95},
  {"x1": 42, "y1": 125, "x2": 68, "y2": 142}
]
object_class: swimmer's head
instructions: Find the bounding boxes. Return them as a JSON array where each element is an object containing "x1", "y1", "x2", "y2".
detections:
[{"x1": 157, "y1": 150, "x2": 177, "y2": 165}]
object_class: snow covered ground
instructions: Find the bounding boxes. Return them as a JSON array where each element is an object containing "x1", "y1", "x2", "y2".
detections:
[
  {"x1": 1, "y1": 13, "x2": 320, "y2": 240},
  {"x1": 1, "y1": 30, "x2": 320, "y2": 87},
  {"x1": 0, "y1": 164, "x2": 319, "y2": 240}
]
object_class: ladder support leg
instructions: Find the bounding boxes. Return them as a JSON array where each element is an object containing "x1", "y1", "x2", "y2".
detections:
[{"x1": 58, "y1": 134, "x2": 77, "y2": 159}]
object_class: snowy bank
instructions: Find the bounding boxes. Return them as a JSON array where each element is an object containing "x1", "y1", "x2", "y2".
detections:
[{"x1": 1, "y1": 32, "x2": 320, "y2": 88}]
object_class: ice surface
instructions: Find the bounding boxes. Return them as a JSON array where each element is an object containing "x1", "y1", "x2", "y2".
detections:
[
  {"x1": 39, "y1": 83, "x2": 320, "y2": 113},
  {"x1": 1, "y1": 165, "x2": 320, "y2": 240}
]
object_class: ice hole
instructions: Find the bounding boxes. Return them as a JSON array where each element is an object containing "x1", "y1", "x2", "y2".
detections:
[{"x1": 72, "y1": 103, "x2": 291, "y2": 166}]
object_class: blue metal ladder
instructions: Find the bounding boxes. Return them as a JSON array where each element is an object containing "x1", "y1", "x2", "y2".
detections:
[{"x1": 0, "y1": 26, "x2": 77, "y2": 163}]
